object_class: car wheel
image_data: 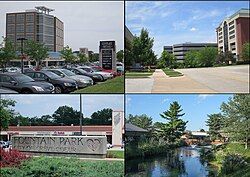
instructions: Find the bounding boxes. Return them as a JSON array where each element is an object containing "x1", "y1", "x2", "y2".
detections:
[{"x1": 55, "y1": 86, "x2": 62, "y2": 93}]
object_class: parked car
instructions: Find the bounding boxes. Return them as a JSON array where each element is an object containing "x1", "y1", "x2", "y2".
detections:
[
  {"x1": 107, "y1": 143, "x2": 113, "y2": 149},
  {"x1": 79, "y1": 66, "x2": 113, "y2": 80},
  {"x1": 68, "y1": 68, "x2": 104, "y2": 83},
  {"x1": 45, "y1": 69, "x2": 93, "y2": 88},
  {"x1": 0, "y1": 141, "x2": 8, "y2": 148},
  {"x1": 0, "y1": 86, "x2": 18, "y2": 93},
  {"x1": 25, "y1": 70, "x2": 78, "y2": 93},
  {"x1": 91, "y1": 65, "x2": 117, "y2": 77},
  {"x1": 0, "y1": 72, "x2": 55, "y2": 93},
  {"x1": 6, "y1": 67, "x2": 21, "y2": 73}
]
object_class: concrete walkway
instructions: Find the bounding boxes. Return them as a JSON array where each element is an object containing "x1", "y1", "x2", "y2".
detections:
[
  {"x1": 152, "y1": 69, "x2": 215, "y2": 93},
  {"x1": 125, "y1": 77, "x2": 154, "y2": 93}
]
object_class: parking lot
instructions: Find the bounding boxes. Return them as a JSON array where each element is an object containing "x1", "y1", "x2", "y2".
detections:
[{"x1": 0, "y1": 63, "x2": 124, "y2": 94}]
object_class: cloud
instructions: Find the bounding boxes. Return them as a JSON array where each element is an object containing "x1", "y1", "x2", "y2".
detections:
[
  {"x1": 197, "y1": 94, "x2": 215, "y2": 104},
  {"x1": 161, "y1": 98, "x2": 169, "y2": 104},
  {"x1": 190, "y1": 27, "x2": 197, "y2": 32}
]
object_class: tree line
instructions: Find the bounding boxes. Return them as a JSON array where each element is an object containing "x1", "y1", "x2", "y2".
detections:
[{"x1": 0, "y1": 99, "x2": 113, "y2": 131}]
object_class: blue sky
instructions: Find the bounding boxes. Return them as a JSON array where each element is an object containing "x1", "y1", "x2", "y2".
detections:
[
  {"x1": 126, "y1": 94, "x2": 233, "y2": 131},
  {"x1": 1, "y1": 94, "x2": 124, "y2": 118},
  {"x1": 126, "y1": 1, "x2": 249, "y2": 56}
]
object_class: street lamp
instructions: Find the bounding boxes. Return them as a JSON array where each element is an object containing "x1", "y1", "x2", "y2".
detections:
[
  {"x1": 17, "y1": 37, "x2": 27, "y2": 73},
  {"x1": 80, "y1": 94, "x2": 83, "y2": 135}
]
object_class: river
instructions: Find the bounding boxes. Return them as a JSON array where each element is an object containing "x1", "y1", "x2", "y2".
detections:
[{"x1": 126, "y1": 147, "x2": 218, "y2": 177}]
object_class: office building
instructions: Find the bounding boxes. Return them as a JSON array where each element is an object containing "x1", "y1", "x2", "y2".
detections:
[
  {"x1": 216, "y1": 8, "x2": 250, "y2": 60},
  {"x1": 6, "y1": 6, "x2": 64, "y2": 52},
  {"x1": 163, "y1": 46, "x2": 173, "y2": 54},
  {"x1": 170, "y1": 43, "x2": 217, "y2": 62}
]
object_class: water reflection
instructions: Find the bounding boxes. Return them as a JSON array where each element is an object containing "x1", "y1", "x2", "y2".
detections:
[{"x1": 126, "y1": 147, "x2": 218, "y2": 177}]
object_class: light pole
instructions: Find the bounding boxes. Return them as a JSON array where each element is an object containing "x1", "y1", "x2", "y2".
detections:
[
  {"x1": 17, "y1": 38, "x2": 27, "y2": 73},
  {"x1": 80, "y1": 94, "x2": 83, "y2": 135}
]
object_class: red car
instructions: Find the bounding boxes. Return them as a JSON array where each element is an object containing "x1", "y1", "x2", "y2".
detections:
[{"x1": 91, "y1": 66, "x2": 118, "y2": 77}]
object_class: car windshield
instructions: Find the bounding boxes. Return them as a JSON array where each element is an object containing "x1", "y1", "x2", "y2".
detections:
[
  {"x1": 92, "y1": 67, "x2": 102, "y2": 72},
  {"x1": 77, "y1": 68, "x2": 87, "y2": 73},
  {"x1": 45, "y1": 71, "x2": 61, "y2": 79},
  {"x1": 15, "y1": 75, "x2": 34, "y2": 83},
  {"x1": 61, "y1": 69, "x2": 76, "y2": 76}
]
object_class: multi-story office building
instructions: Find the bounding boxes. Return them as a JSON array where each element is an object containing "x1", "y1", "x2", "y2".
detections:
[
  {"x1": 166, "y1": 43, "x2": 217, "y2": 62},
  {"x1": 6, "y1": 6, "x2": 64, "y2": 52},
  {"x1": 216, "y1": 8, "x2": 249, "y2": 60},
  {"x1": 163, "y1": 46, "x2": 173, "y2": 54},
  {"x1": 79, "y1": 48, "x2": 89, "y2": 57}
]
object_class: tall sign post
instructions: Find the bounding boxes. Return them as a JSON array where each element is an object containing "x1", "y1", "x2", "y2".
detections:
[{"x1": 99, "y1": 41, "x2": 116, "y2": 71}]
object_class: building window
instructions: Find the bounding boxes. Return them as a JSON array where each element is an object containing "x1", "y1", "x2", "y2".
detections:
[
  {"x1": 7, "y1": 25, "x2": 15, "y2": 34},
  {"x1": 26, "y1": 14, "x2": 34, "y2": 23},
  {"x1": 26, "y1": 24, "x2": 34, "y2": 33},
  {"x1": 229, "y1": 21, "x2": 234, "y2": 26},
  {"x1": 7, "y1": 15, "x2": 15, "y2": 24},
  {"x1": 16, "y1": 14, "x2": 25, "y2": 24},
  {"x1": 229, "y1": 35, "x2": 235, "y2": 39},
  {"x1": 16, "y1": 24, "x2": 24, "y2": 33},
  {"x1": 229, "y1": 30, "x2": 235, "y2": 35}
]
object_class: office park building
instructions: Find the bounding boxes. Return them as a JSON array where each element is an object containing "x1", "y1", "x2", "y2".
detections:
[
  {"x1": 164, "y1": 43, "x2": 217, "y2": 62},
  {"x1": 216, "y1": 8, "x2": 249, "y2": 60},
  {"x1": 6, "y1": 6, "x2": 64, "y2": 52}
]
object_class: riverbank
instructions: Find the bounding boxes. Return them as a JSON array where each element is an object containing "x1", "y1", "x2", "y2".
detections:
[{"x1": 206, "y1": 143, "x2": 250, "y2": 177}]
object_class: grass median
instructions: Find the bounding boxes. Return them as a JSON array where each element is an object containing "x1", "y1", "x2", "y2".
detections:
[
  {"x1": 73, "y1": 76, "x2": 124, "y2": 93},
  {"x1": 162, "y1": 68, "x2": 183, "y2": 77},
  {"x1": 0, "y1": 156, "x2": 124, "y2": 177},
  {"x1": 125, "y1": 71, "x2": 154, "y2": 78}
]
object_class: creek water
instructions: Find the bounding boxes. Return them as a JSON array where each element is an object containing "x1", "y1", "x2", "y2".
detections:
[{"x1": 126, "y1": 147, "x2": 218, "y2": 177}]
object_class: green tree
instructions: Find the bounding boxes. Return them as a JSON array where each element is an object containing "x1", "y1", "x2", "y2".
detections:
[
  {"x1": 90, "y1": 108, "x2": 112, "y2": 125},
  {"x1": 206, "y1": 113, "x2": 224, "y2": 141},
  {"x1": 221, "y1": 94, "x2": 250, "y2": 149},
  {"x1": 52, "y1": 105, "x2": 80, "y2": 125},
  {"x1": 24, "y1": 40, "x2": 49, "y2": 68},
  {"x1": 125, "y1": 39, "x2": 133, "y2": 67},
  {"x1": 0, "y1": 98, "x2": 16, "y2": 131},
  {"x1": 89, "y1": 53, "x2": 99, "y2": 62},
  {"x1": 77, "y1": 53, "x2": 88, "y2": 64},
  {"x1": 157, "y1": 50, "x2": 172, "y2": 68},
  {"x1": 197, "y1": 47, "x2": 217, "y2": 67},
  {"x1": 116, "y1": 50, "x2": 124, "y2": 62},
  {"x1": 241, "y1": 42, "x2": 249, "y2": 62},
  {"x1": 131, "y1": 28, "x2": 157, "y2": 67},
  {"x1": 0, "y1": 37, "x2": 16, "y2": 71},
  {"x1": 60, "y1": 45, "x2": 76, "y2": 64},
  {"x1": 184, "y1": 50, "x2": 199, "y2": 68},
  {"x1": 159, "y1": 101, "x2": 188, "y2": 143},
  {"x1": 126, "y1": 114, "x2": 153, "y2": 130}
]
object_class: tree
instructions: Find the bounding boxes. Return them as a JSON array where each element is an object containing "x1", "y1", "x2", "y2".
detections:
[
  {"x1": 131, "y1": 28, "x2": 157, "y2": 67},
  {"x1": 77, "y1": 53, "x2": 88, "y2": 64},
  {"x1": 116, "y1": 50, "x2": 124, "y2": 62},
  {"x1": 0, "y1": 98, "x2": 16, "y2": 131},
  {"x1": 197, "y1": 47, "x2": 217, "y2": 67},
  {"x1": 89, "y1": 53, "x2": 99, "y2": 62},
  {"x1": 60, "y1": 45, "x2": 76, "y2": 64},
  {"x1": 90, "y1": 108, "x2": 112, "y2": 125},
  {"x1": 206, "y1": 113, "x2": 224, "y2": 141},
  {"x1": 0, "y1": 37, "x2": 16, "y2": 71},
  {"x1": 184, "y1": 50, "x2": 199, "y2": 68},
  {"x1": 157, "y1": 50, "x2": 172, "y2": 68},
  {"x1": 52, "y1": 105, "x2": 80, "y2": 125},
  {"x1": 126, "y1": 114, "x2": 153, "y2": 130},
  {"x1": 220, "y1": 94, "x2": 250, "y2": 149},
  {"x1": 159, "y1": 101, "x2": 188, "y2": 143},
  {"x1": 241, "y1": 42, "x2": 249, "y2": 62},
  {"x1": 24, "y1": 40, "x2": 49, "y2": 68}
]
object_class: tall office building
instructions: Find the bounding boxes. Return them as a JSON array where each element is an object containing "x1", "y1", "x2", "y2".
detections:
[
  {"x1": 216, "y1": 8, "x2": 249, "y2": 60},
  {"x1": 6, "y1": 6, "x2": 64, "y2": 52},
  {"x1": 163, "y1": 46, "x2": 173, "y2": 54}
]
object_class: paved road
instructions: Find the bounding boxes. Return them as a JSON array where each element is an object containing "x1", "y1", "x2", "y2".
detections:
[
  {"x1": 126, "y1": 65, "x2": 249, "y2": 93},
  {"x1": 175, "y1": 65, "x2": 249, "y2": 93}
]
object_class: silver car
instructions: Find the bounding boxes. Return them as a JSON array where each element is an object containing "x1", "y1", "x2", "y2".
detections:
[{"x1": 45, "y1": 69, "x2": 93, "y2": 88}]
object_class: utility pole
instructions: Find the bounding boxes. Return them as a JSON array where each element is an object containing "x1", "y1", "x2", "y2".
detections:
[{"x1": 80, "y1": 94, "x2": 83, "y2": 135}]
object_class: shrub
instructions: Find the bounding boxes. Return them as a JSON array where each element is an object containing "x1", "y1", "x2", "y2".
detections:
[
  {"x1": 0, "y1": 148, "x2": 29, "y2": 167},
  {"x1": 221, "y1": 154, "x2": 248, "y2": 175}
]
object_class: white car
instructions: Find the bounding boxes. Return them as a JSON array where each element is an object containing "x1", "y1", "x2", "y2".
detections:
[
  {"x1": 107, "y1": 143, "x2": 113, "y2": 149},
  {"x1": 79, "y1": 66, "x2": 113, "y2": 80},
  {"x1": 0, "y1": 141, "x2": 8, "y2": 148},
  {"x1": 6, "y1": 67, "x2": 21, "y2": 73}
]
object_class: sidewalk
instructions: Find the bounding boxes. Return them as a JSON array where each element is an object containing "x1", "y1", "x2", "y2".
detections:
[{"x1": 151, "y1": 69, "x2": 216, "y2": 93}]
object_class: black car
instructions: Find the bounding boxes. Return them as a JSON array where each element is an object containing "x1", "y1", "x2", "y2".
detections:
[
  {"x1": 68, "y1": 68, "x2": 104, "y2": 83},
  {"x1": 0, "y1": 72, "x2": 54, "y2": 93},
  {"x1": 25, "y1": 70, "x2": 78, "y2": 93}
]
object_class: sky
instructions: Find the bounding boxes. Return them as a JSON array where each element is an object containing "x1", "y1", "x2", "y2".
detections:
[
  {"x1": 0, "y1": 1, "x2": 124, "y2": 53},
  {"x1": 126, "y1": 94, "x2": 233, "y2": 131},
  {"x1": 1, "y1": 94, "x2": 124, "y2": 118},
  {"x1": 126, "y1": 1, "x2": 249, "y2": 56}
]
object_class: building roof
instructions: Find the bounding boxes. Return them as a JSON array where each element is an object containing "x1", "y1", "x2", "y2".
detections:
[
  {"x1": 125, "y1": 123, "x2": 148, "y2": 133},
  {"x1": 5, "y1": 126, "x2": 112, "y2": 134},
  {"x1": 191, "y1": 131, "x2": 209, "y2": 137},
  {"x1": 173, "y1": 43, "x2": 217, "y2": 47}
]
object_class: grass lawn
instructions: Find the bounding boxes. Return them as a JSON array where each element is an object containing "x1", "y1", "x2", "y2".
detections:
[
  {"x1": 73, "y1": 76, "x2": 124, "y2": 93},
  {"x1": 0, "y1": 156, "x2": 124, "y2": 177},
  {"x1": 107, "y1": 150, "x2": 124, "y2": 159},
  {"x1": 162, "y1": 68, "x2": 183, "y2": 77},
  {"x1": 125, "y1": 71, "x2": 154, "y2": 78}
]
